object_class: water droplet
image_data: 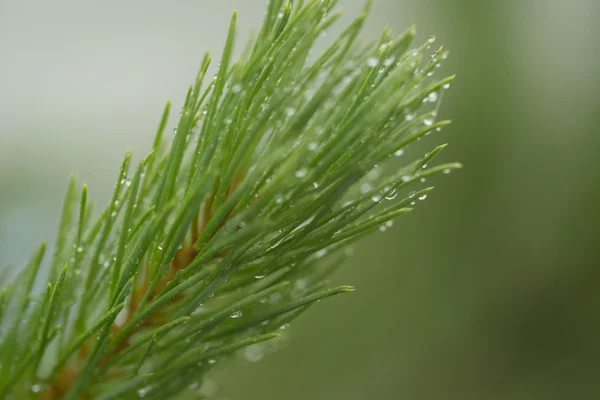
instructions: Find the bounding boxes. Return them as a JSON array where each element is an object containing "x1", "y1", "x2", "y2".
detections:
[
  {"x1": 401, "y1": 175, "x2": 412, "y2": 182},
  {"x1": 360, "y1": 182, "x2": 373, "y2": 194},
  {"x1": 259, "y1": 297, "x2": 268, "y2": 304},
  {"x1": 224, "y1": 117, "x2": 233, "y2": 125},
  {"x1": 269, "y1": 292, "x2": 282, "y2": 304},
  {"x1": 385, "y1": 221, "x2": 394, "y2": 228},
  {"x1": 420, "y1": 177, "x2": 426, "y2": 183},
  {"x1": 443, "y1": 168, "x2": 452, "y2": 174},
  {"x1": 427, "y1": 92, "x2": 439, "y2": 102},
  {"x1": 419, "y1": 194, "x2": 428, "y2": 201},
  {"x1": 315, "y1": 249, "x2": 328, "y2": 258},
  {"x1": 137, "y1": 386, "x2": 152, "y2": 397},
  {"x1": 394, "y1": 149, "x2": 404, "y2": 157},
  {"x1": 427, "y1": 36, "x2": 435, "y2": 44},
  {"x1": 254, "y1": 274, "x2": 265, "y2": 280},
  {"x1": 285, "y1": 107, "x2": 296, "y2": 117},
  {"x1": 31, "y1": 384, "x2": 43, "y2": 393},
  {"x1": 384, "y1": 57, "x2": 396, "y2": 68},
  {"x1": 188, "y1": 382, "x2": 200, "y2": 391},
  {"x1": 295, "y1": 168, "x2": 308, "y2": 178},
  {"x1": 230, "y1": 310, "x2": 243, "y2": 319},
  {"x1": 385, "y1": 189, "x2": 398, "y2": 200},
  {"x1": 279, "y1": 323, "x2": 291, "y2": 330},
  {"x1": 307, "y1": 142, "x2": 318, "y2": 151},
  {"x1": 410, "y1": 201, "x2": 416, "y2": 205},
  {"x1": 378, "y1": 225, "x2": 387, "y2": 232},
  {"x1": 207, "y1": 358, "x2": 217, "y2": 364},
  {"x1": 261, "y1": 319, "x2": 270, "y2": 326},
  {"x1": 295, "y1": 279, "x2": 308, "y2": 292},
  {"x1": 405, "y1": 112, "x2": 416, "y2": 121},
  {"x1": 366, "y1": 57, "x2": 378, "y2": 67},
  {"x1": 231, "y1": 84, "x2": 242, "y2": 93},
  {"x1": 77, "y1": 246, "x2": 83, "y2": 253},
  {"x1": 244, "y1": 344, "x2": 264, "y2": 362},
  {"x1": 313, "y1": 182, "x2": 320, "y2": 189},
  {"x1": 426, "y1": 71, "x2": 434, "y2": 77},
  {"x1": 371, "y1": 194, "x2": 382, "y2": 202}
]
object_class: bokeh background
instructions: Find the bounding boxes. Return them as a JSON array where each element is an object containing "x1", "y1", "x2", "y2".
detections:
[{"x1": 1, "y1": 0, "x2": 599, "y2": 399}]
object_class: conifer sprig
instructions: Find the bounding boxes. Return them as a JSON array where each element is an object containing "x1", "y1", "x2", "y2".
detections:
[{"x1": 0, "y1": 0, "x2": 459, "y2": 398}]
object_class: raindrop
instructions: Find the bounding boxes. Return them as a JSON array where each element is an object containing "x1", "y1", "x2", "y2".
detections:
[
  {"x1": 285, "y1": 107, "x2": 296, "y2": 117},
  {"x1": 295, "y1": 279, "x2": 308, "y2": 292},
  {"x1": 279, "y1": 323, "x2": 291, "y2": 330},
  {"x1": 315, "y1": 249, "x2": 328, "y2": 258},
  {"x1": 207, "y1": 359, "x2": 217, "y2": 364},
  {"x1": 420, "y1": 177, "x2": 426, "y2": 183},
  {"x1": 230, "y1": 310, "x2": 243, "y2": 319},
  {"x1": 371, "y1": 194, "x2": 382, "y2": 202},
  {"x1": 261, "y1": 320, "x2": 270, "y2": 326},
  {"x1": 269, "y1": 292, "x2": 282, "y2": 304},
  {"x1": 366, "y1": 57, "x2": 378, "y2": 68},
  {"x1": 31, "y1": 384, "x2": 43, "y2": 393},
  {"x1": 244, "y1": 344, "x2": 264, "y2": 362},
  {"x1": 295, "y1": 168, "x2": 308, "y2": 178},
  {"x1": 385, "y1": 189, "x2": 398, "y2": 200},
  {"x1": 231, "y1": 84, "x2": 242, "y2": 93},
  {"x1": 383, "y1": 57, "x2": 396, "y2": 67},
  {"x1": 405, "y1": 112, "x2": 416, "y2": 121},
  {"x1": 385, "y1": 221, "x2": 394, "y2": 228},
  {"x1": 254, "y1": 274, "x2": 265, "y2": 279},
  {"x1": 424, "y1": 117, "x2": 434, "y2": 126},
  {"x1": 401, "y1": 175, "x2": 412, "y2": 182},
  {"x1": 427, "y1": 92, "x2": 439, "y2": 102},
  {"x1": 443, "y1": 168, "x2": 452, "y2": 174},
  {"x1": 419, "y1": 194, "x2": 428, "y2": 201},
  {"x1": 378, "y1": 225, "x2": 387, "y2": 232},
  {"x1": 307, "y1": 142, "x2": 318, "y2": 151},
  {"x1": 394, "y1": 149, "x2": 405, "y2": 157},
  {"x1": 360, "y1": 182, "x2": 373, "y2": 194},
  {"x1": 443, "y1": 83, "x2": 451, "y2": 89}
]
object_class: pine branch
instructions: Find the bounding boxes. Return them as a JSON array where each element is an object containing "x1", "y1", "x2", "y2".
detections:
[{"x1": 0, "y1": 0, "x2": 460, "y2": 398}]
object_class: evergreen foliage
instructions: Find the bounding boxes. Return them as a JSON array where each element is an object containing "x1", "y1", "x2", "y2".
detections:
[{"x1": 0, "y1": 0, "x2": 459, "y2": 398}]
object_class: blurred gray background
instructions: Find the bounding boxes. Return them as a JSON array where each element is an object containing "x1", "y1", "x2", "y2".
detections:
[{"x1": 1, "y1": 0, "x2": 599, "y2": 399}]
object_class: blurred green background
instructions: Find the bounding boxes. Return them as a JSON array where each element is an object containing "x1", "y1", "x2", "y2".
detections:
[{"x1": 1, "y1": 0, "x2": 599, "y2": 399}]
